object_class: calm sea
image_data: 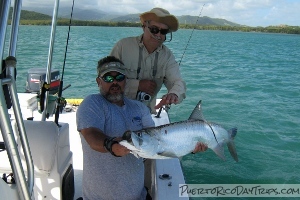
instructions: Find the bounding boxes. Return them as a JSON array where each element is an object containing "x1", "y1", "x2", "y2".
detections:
[{"x1": 5, "y1": 26, "x2": 300, "y2": 199}]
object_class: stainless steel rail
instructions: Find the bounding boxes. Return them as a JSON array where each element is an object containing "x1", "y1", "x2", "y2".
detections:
[
  {"x1": 0, "y1": 0, "x2": 10, "y2": 62},
  {"x1": 0, "y1": 0, "x2": 34, "y2": 199},
  {"x1": 8, "y1": 0, "x2": 35, "y2": 196}
]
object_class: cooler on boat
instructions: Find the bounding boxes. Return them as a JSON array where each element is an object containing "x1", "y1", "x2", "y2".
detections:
[{"x1": 25, "y1": 68, "x2": 60, "y2": 94}]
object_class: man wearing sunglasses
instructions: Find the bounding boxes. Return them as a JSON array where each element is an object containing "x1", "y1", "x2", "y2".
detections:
[
  {"x1": 76, "y1": 56, "x2": 155, "y2": 199},
  {"x1": 110, "y1": 7, "x2": 186, "y2": 114}
]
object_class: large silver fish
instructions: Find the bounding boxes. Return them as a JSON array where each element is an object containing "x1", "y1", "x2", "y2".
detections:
[{"x1": 120, "y1": 100, "x2": 238, "y2": 161}]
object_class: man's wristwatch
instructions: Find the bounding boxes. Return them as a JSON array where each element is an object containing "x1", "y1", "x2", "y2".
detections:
[{"x1": 103, "y1": 137, "x2": 121, "y2": 157}]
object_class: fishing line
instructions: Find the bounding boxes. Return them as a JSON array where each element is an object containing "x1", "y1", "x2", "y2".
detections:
[
  {"x1": 178, "y1": 4, "x2": 205, "y2": 66},
  {"x1": 60, "y1": 0, "x2": 75, "y2": 83},
  {"x1": 153, "y1": 5, "x2": 205, "y2": 118},
  {"x1": 54, "y1": 0, "x2": 75, "y2": 125},
  {"x1": 204, "y1": 120, "x2": 219, "y2": 144}
]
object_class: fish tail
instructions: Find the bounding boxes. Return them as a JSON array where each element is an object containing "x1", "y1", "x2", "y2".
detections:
[{"x1": 227, "y1": 128, "x2": 238, "y2": 162}]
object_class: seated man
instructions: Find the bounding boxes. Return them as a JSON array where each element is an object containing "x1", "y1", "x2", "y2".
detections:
[{"x1": 76, "y1": 56, "x2": 154, "y2": 199}]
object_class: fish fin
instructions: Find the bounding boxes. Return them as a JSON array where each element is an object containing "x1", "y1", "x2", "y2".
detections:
[
  {"x1": 227, "y1": 128, "x2": 238, "y2": 162},
  {"x1": 157, "y1": 151, "x2": 178, "y2": 158},
  {"x1": 188, "y1": 100, "x2": 205, "y2": 121},
  {"x1": 212, "y1": 143, "x2": 226, "y2": 161},
  {"x1": 188, "y1": 100, "x2": 221, "y2": 146}
]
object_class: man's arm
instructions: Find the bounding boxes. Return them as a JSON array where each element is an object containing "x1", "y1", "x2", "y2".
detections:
[
  {"x1": 154, "y1": 54, "x2": 186, "y2": 109},
  {"x1": 80, "y1": 127, "x2": 130, "y2": 156},
  {"x1": 164, "y1": 60, "x2": 186, "y2": 102}
]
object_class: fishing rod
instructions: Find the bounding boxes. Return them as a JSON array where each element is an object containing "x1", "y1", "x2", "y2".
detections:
[
  {"x1": 178, "y1": 4, "x2": 205, "y2": 66},
  {"x1": 54, "y1": 0, "x2": 75, "y2": 125}
]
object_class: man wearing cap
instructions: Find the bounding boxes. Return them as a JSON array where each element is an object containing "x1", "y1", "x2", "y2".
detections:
[
  {"x1": 76, "y1": 55, "x2": 155, "y2": 199},
  {"x1": 110, "y1": 7, "x2": 186, "y2": 114}
]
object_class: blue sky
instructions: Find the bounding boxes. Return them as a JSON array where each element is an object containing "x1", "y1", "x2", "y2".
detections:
[{"x1": 21, "y1": 0, "x2": 300, "y2": 27}]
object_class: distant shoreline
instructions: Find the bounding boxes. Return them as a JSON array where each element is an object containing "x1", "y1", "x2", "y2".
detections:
[{"x1": 11, "y1": 19, "x2": 300, "y2": 35}]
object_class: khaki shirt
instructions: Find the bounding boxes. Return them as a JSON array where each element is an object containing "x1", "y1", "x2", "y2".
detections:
[{"x1": 110, "y1": 35, "x2": 186, "y2": 113}]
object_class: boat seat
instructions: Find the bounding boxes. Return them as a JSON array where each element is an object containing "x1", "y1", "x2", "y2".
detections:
[
  {"x1": 15, "y1": 120, "x2": 71, "y2": 174},
  {"x1": 13, "y1": 120, "x2": 74, "y2": 200}
]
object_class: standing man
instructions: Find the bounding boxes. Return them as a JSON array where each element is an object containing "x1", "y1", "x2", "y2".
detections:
[
  {"x1": 110, "y1": 7, "x2": 186, "y2": 113},
  {"x1": 76, "y1": 56, "x2": 155, "y2": 199}
]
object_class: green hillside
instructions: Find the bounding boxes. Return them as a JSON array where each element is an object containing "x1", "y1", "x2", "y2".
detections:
[
  {"x1": 178, "y1": 16, "x2": 241, "y2": 26},
  {"x1": 109, "y1": 14, "x2": 241, "y2": 26},
  {"x1": 7, "y1": 8, "x2": 300, "y2": 34},
  {"x1": 9, "y1": 8, "x2": 52, "y2": 20},
  {"x1": 12, "y1": 8, "x2": 240, "y2": 26}
]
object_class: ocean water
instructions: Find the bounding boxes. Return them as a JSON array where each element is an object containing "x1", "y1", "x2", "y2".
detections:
[{"x1": 4, "y1": 26, "x2": 300, "y2": 199}]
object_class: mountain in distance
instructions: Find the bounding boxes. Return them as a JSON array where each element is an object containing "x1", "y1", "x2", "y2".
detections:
[
  {"x1": 110, "y1": 14, "x2": 241, "y2": 26},
  {"x1": 17, "y1": 9, "x2": 52, "y2": 20},
  {"x1": 22, "y1": 6, "x2": 127, "y2": 21},
  {"x1": 21, "y1": 6, "x2": 242, "y2": 26},
  {"x1": 178, "y1": 15, "x2": 241, "y2": 26}
]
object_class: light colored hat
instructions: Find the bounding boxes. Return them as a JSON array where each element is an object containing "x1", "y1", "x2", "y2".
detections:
[
  {"x1": 98, "y1": 62, "x2": 125, "y2": 77},
  {"x1": 140, "y1": 7, "x2": 179, "y2": 32}
]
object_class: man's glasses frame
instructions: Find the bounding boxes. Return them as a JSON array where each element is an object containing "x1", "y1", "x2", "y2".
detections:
[
  {"x1": 147, "y1": 26, "x2": 169, "y2": 35},
  {"x1": 100, "y1": 74, "x2": 125, "y2": 83},
  {"x1": 145, "y1": 21, "x2": 173, "y2": 42},
  {"x1": 146, "y1": 21, "x2": 169, "y2": 35}
]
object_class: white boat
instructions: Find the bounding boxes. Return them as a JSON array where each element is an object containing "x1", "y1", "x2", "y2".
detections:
[{"x1": 0, "y1": 1, "x2": 188, "y2": 199}]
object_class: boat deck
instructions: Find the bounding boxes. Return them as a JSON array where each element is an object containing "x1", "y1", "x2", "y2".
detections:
[{"x1": 0, "y1": 93, "x2": 188, "y2": 199}]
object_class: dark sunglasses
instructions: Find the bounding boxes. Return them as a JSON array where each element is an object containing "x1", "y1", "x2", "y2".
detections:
[
  {"x1": 148, "y1": 26, "x2": 169, "y2": 35},
  {"x1": 100, "y1": 74, "x2": 125, "y2": 83}
]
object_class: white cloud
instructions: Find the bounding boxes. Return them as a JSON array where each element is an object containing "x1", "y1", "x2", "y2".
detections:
[{"x1": 20, "y1": 0, "x2": 300, "y2": 26}]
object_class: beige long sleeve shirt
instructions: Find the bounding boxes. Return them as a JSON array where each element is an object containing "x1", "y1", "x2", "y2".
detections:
[{"x1": 110, "y1": 35, "x2": 186, "y2": 113}]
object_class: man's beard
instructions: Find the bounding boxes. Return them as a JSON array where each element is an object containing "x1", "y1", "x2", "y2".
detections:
[{"x1": 100, "y1": 84, "x2": 124, "y2": 103}]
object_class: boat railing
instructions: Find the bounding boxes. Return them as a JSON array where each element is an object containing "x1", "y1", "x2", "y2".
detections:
[{"x1": 0, "y1": 0, "x2": 34, "y2": 199}]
